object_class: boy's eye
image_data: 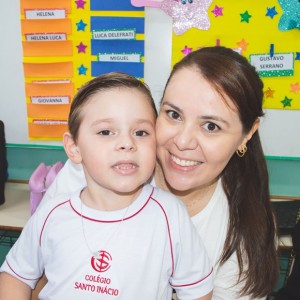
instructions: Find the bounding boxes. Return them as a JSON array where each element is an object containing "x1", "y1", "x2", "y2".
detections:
[
  {"x1": 98, "y1": 130, "x2": 112, "y2": 135},
  {"x1": 134, "y1": 130, "x2": 148, "y2": 137},
  {"x1": 166, "y1": 110, "x2": 181, "y2": 120}
]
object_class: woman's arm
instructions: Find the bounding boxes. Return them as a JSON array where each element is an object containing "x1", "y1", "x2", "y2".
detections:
[
  {"x1": 196, "y1": 290, "x2": 213, "y2": 300},
  {"x1": 0, "y1": 272, "x2": 31, "y2": 300}
]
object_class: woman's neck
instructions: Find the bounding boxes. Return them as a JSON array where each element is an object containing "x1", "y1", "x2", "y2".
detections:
[{"x1": 154, "y1": 163, "x2": 218, "y2": 216}]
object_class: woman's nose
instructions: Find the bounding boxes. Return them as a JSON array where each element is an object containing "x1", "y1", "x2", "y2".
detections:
[{"x1": 173, "y1": 126, "x2": 198, "y2": 150}]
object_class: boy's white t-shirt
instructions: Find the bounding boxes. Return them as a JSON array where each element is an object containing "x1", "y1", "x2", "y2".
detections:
[
  {"x1": 1, "y1": 184, "x2": 213, "y2": 300},
  {"x1": 40, "y1": 159, "x2": 265, "y2": 300}
]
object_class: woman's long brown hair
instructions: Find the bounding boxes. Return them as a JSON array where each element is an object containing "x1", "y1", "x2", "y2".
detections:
[{"x1": 167, "y1": 46, "x2": 279, "y2": 297}]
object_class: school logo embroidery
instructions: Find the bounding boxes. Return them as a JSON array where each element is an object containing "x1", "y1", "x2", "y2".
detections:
[{"x1": 91, "y1": 250, "x2": 112, "y2": 273}]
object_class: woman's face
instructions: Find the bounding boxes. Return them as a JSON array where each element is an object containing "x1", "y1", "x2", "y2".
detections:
[{"x1": 156, "y1": 67, "x2": 247, "y2": 192}]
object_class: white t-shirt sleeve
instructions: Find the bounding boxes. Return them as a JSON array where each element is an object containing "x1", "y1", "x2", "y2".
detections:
[
  {"x1": 0, "y1": 214, "x2": 44, "y2": 289},
  {"x1": 167, "y1": 196, "x2": 213, "y2": 299}
]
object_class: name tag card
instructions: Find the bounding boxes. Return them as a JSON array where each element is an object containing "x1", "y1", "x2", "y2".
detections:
[
  {"x1": 98, "y1": 53, "x2": 141, "y2": 63},
  {"x1": 31, "y1": 96, "x2": 70, "y2": 104},
  {"x1": 25, "y1": 9, "x2": 66, "y2": 20},
  {"x1": 250, "y1": 53, "x2": 294, "y2": 77},
  {"x1": 92, "y1": 29, "x2": 136, "y2": 40},
  {"x1": 25, "y1": 33, "x2": 67, "y2": 41}
]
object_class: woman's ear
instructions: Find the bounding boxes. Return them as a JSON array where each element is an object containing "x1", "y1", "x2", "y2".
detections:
[
  {"x1": 63, "y1": 132, "x2": 82, "y2": 164},
  {"x1": 238, "y1": 118, "x2": 260, "y2": 150}
]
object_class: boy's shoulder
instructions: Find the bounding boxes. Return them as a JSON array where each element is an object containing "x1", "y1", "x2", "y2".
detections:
[
  {"x1": 147, "y1": 184, "x2": 186, "y2": 211},
  {"x1": 35, "y1": 189, "x2": 80, "y2": 216}
]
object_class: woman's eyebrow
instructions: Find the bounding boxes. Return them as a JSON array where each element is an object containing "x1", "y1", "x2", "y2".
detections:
[
  {"x1": 200, "y1": 115, "x2": 230, "y2": 126},
  {"x1": 162, "y1": 101, "x2": 230, "y2": 127},
  {"x1": 161, "y1": 101, "x2": 183, "y2": 113}
]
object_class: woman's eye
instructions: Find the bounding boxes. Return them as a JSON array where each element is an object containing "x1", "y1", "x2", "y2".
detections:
[
  {"x1": 98, "y1": 130, "x2": 112, "y2": 136},
  {"x1": 203, "y1": 122, "x2": 220, "y2": 132},
  {"x1": 134, "y1": 130, "x2": 148, "y2": 137},
  {"x1": 166, "y1": 110, "x2": 181, "y2": 120}
]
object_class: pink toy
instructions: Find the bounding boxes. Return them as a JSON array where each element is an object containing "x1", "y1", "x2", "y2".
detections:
[{"x1": 29, "y1": 161, "x2": 64, "y2": 215}]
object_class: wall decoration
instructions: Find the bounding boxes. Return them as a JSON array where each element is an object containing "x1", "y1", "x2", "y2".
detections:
[
  {"x1": 167, "y1": 0, "x2": 300, "y2": 110},
  {"x1": 20, "y1": 0, "x2": 144, "y2": 140}
]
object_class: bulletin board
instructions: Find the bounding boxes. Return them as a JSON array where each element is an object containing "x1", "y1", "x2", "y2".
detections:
[
  {"x1": 20, "y1": 0, "x2": 145, "y2": 140},
  {"x1": 0, "y1": 0, "x2": 299, "y2": 158},
  {"x1": 164, "y1": 0, "x2": 300, "y2": 110}
]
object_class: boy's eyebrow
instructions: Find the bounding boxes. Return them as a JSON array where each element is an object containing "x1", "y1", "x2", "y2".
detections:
[{"x1": 91, "y1": 118, "x2": 155, "y2": 126}]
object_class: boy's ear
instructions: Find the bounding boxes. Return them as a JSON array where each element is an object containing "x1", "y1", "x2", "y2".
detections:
[{"x1": 63, "y1": 132, "x2": 82, "y2": 164}]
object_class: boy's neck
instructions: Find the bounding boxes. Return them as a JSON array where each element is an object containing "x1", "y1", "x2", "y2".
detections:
[{"x1": 80, "y1": 186, "x2": 142, "y2": 211}]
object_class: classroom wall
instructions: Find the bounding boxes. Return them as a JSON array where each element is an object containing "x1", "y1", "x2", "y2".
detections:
[
  {"x1": 1, "y1": 1, "x2": 300, "y2": 196},
  {"x1": 1, "y1": 1, "x2": 300, "y2": 158}
]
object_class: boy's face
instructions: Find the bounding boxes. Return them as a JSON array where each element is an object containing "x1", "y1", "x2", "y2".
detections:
[{"x1": 73, "y1": 87, "x2": 156, "y2": 196}]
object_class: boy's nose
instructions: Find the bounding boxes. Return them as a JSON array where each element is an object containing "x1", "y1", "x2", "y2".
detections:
[{"x1": 116, "y1": 135, "x2": 136, "y2": 151}]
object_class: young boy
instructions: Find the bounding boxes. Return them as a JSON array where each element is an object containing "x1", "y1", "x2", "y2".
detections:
[{"x1": 0, "y1": 72, "x2": 213, "y2": 300}]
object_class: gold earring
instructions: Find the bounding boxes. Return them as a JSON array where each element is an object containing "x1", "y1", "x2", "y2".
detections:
[{"x1": 236, "y1": 145, "x2": 247, "y2": 157}]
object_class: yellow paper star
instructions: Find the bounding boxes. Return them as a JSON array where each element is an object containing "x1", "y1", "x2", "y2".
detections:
[
  {"x1": 290, "y1": 82, "x2": 300, "y2": 94},
  {"x1": 264, "y1": 87, "x2": 275, "y2": 98},
  {"x1": 236, "y1": 38, "x2": 249, "y2": 51}
]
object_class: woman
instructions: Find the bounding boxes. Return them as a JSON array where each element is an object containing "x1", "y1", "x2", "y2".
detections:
[
  {"x1": 154, "y1": 46, "x2": 278, "y2": 299},
  {"x1": 11, "y1": 46, "x2": 279, "y2": 299}
]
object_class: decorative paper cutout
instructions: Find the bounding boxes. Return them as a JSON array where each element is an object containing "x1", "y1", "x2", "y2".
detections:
[
  {"x1": 91, "y1": 40, "x2": 144, "y2": 56},
  {"x1": 98, "y1": 53, "x2": 142, "y2": 63},
  {"x1": 131, "y1": 0, "x2": 162, "y2": 8},
  {"x1": 181, "y1": 45, "x2": 193, "y2": 56},
  {"x1": 28, "y1": 122, "x2": 68, "y2": 139},
  {"x1": 240, "y1": 10, "x2": 252, "y2": 23},
  {"x1": 20, "y1": 0, "x2": 146, "y2": 140},
  {"x1": 76, "y1": 42, "x2": 87, "y2": 53},
  {"x1": 269, "y1": 44, "x2": 275, "y2": 57},
  {"x1": 90, "y1": 16, "x2": 144, "y2": 34},
  {"x1": 25, "y1": 82, "x2": 74, "y2": 98},
  {"x1": 75, "y1": 0, "x2": 86, "y2": 9},
  {"x1": 25, "y1": 33, "x2": 67, "y2": 41},
  {"x1": 250, "y1": 53, "x2": 294, "y2": 77},
  {"x1": 24, "y1": 9, "x2": 66, "y2": 20},
  {"x1": 76, "y1": 20, "x2": 87, "y2": 31},
  {"x1": 23, "y1": 62, "x2": 73, "y2": 77},
  {"x1": 278, "y1": 0, "x2": 300, "y2": 31},
  {"x1": 160, "y1": 0, "x2": 213, "y2": 35},
  {"x1": 92, "y1": 29, "x2": 136, "y2": 40},
  {"x1": 264, "y1": 87, "x2": 275, "y2": 98},
  {"x1": 290, "y1": 82, "x2": 300, "y2": 93},
  {"x1": 78, "y1": 64, "x2": 88, "y2": 75},
  {"x1": 27, "y1": 103, "x2": 70, "y2": 119},
  {"x1": 170, "y1": 1, "x2": 300, "y2": 110},
  {"x1": 21, "y1": 19, "x2": 72, "y2": 35},
  {"x1": 236, "y1": 38, "x2": 249, "y2": 51},
  {"x1": 211, "y1": 5, "x2": 223, "y2": 17},
  {"x1": 30, "y1": 96, "x2": 70, "y2": 104},
  {"x1": 265, "y1": 6, "x2": 278, "y2": 19},
  {"x1": 22, "y1": 41, "x2": 72, "y2": 56},
  {"x1": 281, "y1": 96, "x2": 292, "y2": 107},
  {"x1": 91, "y1": 61, "x2": 144, "y2": 78},
  {"x1": 90, "y1": 0, "x2": 144, "y2": 11},
  {"x1": 20, "y1": 0, "x2": 71, "y2": 13}
]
